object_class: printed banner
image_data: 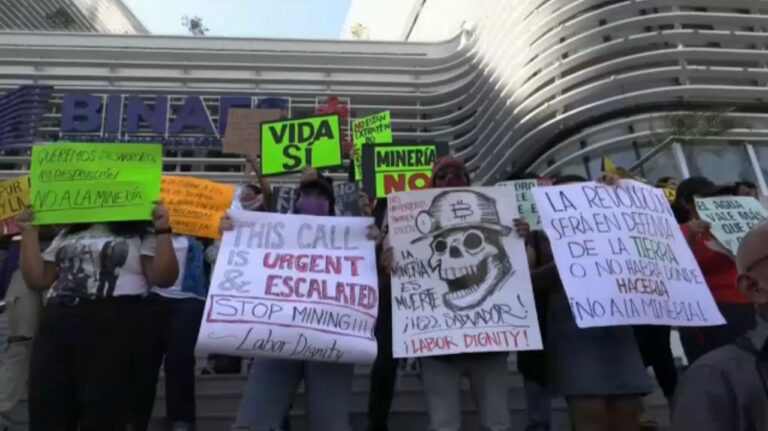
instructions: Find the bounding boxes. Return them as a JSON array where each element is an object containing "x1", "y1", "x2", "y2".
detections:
[
  {"x1": 222, "y1": 109, "x2": 283, "y2": 156},
  {"x1": 388, "y1": 187, "x2": 542, "y2": 358},
  {"x1": 353, "y1": 111, "x2": 392, "y2": 181},
  {"x1": 272, "y1": 183, "x2": 362, "y2": 217},
  {"x1": 362, "y1": 143, "x2": 449, "y2": 199},
  {"x1": 0, "y1": 175, "x2": 30, "y2": 221},
  {"x1": 696, "y1": 196, "x2": 768, "y2": 256},
  {"x1": 30, "y1": 142, "x2": 162, "y2": 225},
  {"x1": 534, "y1": 180, "x2": 725, "y2": 328},
  {"x1": 495, "y1": 179, "x2": 552, "y2": 230},
  {"x1": 260, "y1": 114, "x2": 342, "y2": 176},
  {"x1": 196, "y1": 210, "x2": 379, "y2": 363},
  {"x1": 161, "y1": 176, "x2": 235, "y2": 239}
]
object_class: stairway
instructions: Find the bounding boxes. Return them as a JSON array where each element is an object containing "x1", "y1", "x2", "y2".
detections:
[{"x1": 1, "y1": 318, "x2": 671, "y2": 431}]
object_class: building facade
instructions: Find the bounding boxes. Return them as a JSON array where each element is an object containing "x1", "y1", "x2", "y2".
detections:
[
  {"x1": 2, "y1": 0, "x2": 768, "y2": 193},
  {"x1": 0, "y1": 0, "x2": 147, "y2": 34}
]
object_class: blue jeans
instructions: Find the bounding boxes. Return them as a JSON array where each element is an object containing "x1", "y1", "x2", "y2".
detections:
[{"x1": 233, "y1": 358, "x2": 353, "y2": 431}]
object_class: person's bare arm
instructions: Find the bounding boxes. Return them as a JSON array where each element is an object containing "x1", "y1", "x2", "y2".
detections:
[
  {"x1": 142, "y1": 203, "x2": 179, "y2": 288},
  {"x1": 18, "y1": 208, "x2": 58, "y2": 290}
]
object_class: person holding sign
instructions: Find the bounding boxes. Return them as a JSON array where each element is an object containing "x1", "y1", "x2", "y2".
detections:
[
  {"x1": 230, "y1": 170, "x2": 381, "y2": 431},
  {"x1": 674, "y1": 177, "x2": 756, "y2": 363},
  {"x1": 380, "y1": 157, "x2": 532, "y2": 431},
  {"x1": 17, "y1": 203, "x2": 179, "y2": 430},
  {"x1": 531, "y1": 174, "x2": 652, "y2": 431}
]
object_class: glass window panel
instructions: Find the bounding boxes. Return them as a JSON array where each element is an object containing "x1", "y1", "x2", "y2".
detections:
[
  {"x1": 637, "y1": 143, "x2": 682, "y2": 184},
  {"x1": 683, "y1": 142, "x2": 756, "y2": 184}
]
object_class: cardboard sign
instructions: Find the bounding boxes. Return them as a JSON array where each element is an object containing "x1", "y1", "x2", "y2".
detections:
[
  {"x1": 0, "y1": 175, "x2": 30, "y2": 221},
  {"x1": 353, "y1": 111, "x2": 393, "y2": 181},
  {"x1": 196, "y1": 210, "x2": 379, "y2": 363},
  {"x1": 534, "y1": 180, "x2": 724, "y2": 328},
  {"x1": 271, "y1": 182, "x2": 362, "y2": 217},
  {"x1": 30, "y1": 143, "x2": 162, "y2": 225},
  {"x1": 496, "y1": 179, "x2": 552, "y2": 230},
  {"x1": 161, "y1": 176, "x2": 235, "y2": 239},
  {"x1": 696, "y1": 196, "x2": 768, "y2": 256},
  {"x1": 260, "y1": 114, "x2": 342, "y2": 176},
  {"x1": 362, "y1": 143, "x2": 449, "y2": 199},
  {"x1": 222, "y1": 109, "x2": 283, "y2": 156},
  {"x1": 388, "y1": 187, "x2": 542, "y2": 358}
]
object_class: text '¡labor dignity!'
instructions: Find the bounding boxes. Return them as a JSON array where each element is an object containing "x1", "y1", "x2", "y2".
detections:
[{"x1": 232, "y1": 221, "x2": 378, "y2": 311}]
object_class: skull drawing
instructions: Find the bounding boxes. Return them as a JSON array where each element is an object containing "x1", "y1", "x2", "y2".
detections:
[{"x1": 413, "y1": 190, "x2": 515, "y2": 311}]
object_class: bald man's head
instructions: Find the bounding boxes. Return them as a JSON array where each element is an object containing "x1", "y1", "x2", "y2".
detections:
[
  {"x1": 735, "y1": 223, "x2": 768, "y2": 313},
  {"x1": 736, "y1": 222, "x2": 768, "y2": 274}
]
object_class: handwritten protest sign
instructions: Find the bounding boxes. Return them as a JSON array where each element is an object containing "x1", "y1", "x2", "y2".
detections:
[
  {"x1": 260, "y1": 114, "x2": 342, "y2": 176},
  {"x1": 222, "y1": 109, "x2": 282, "y2": 156},
  {"x1": 496, "y1": 179, "x2": 553, "y2": 230},
  {"x1": 534, "y1": 180, "x2": 724, "y2": 328},
  {"x1": 196, "y1": 210, "x2": 379, "y2": 363},
  {"x1": 353, "y1": 111, "x2": 392, "y2": 181},
  {"x1": 272, "y1": 182, "x2": 362, "y2": 216},
  {"x1": 30, "y1": 143, "x2": 162, "y2": 225},
  {"x1": 362, "y1": 143, "x2": 449, "y2": 199},
  {"x1": 388, "y1": 187, "x2": 542, "y2": 358},
  {"x1": 161, "y1": 176, "x2": 235, "y2": 239},
  {"x1": 696, "y1": 196, "x2": 768, "y2": 256},
  {"x1": 0, "y1": 175, "x2": 30, "y2": 221}
]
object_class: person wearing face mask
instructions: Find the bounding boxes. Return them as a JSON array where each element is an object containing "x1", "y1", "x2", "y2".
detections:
[
  {"x1": 672, "y1": 222, "x2": 768, "y2": 431},
  {"x1": 380, "y1": 157, "x2": 530, "y2": 431},
  {"x1": 231, "y1": 170, "x2": 381, "y2": 431}
]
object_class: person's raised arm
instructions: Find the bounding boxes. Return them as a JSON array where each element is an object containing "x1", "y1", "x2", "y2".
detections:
[
  {"x1": 18, "y1": 208, "x2": 57, "y2": 291},
  {"x1": 142, "y1": 203, "x2": 179, "y2": 288}
]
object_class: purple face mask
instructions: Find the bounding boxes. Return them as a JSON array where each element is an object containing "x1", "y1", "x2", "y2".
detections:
[{"x1": 295, "y1": 196, "x2": 330, "y2": 216}]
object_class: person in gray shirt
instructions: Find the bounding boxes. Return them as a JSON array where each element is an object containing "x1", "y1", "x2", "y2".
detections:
[{"x1": 672, "y1": 222, "x2": 768, "y2": 431}]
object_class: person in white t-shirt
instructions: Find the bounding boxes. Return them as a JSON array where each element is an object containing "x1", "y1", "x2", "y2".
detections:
[{"x1": 18, "y1": 204, "x2": 178, "y2": 430}]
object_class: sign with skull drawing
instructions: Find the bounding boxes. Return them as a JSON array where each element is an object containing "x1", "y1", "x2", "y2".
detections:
[{"x1": 388, "y1": 187, "x2": 542, "y2": 358}]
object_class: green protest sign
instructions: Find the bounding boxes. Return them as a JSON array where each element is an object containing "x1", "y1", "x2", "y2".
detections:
[
  {"x1": 695, "y1": 196, "x2": 768, "y2": 256},
  {"x1": 30, "y1": 142, "x2": 162, "y2": 225},
  {"x1": 260, "y1": 114, "x2": 342, "y2": 176},
  {"x1": 361, "y1": 143, "x2": 449, "y2": 198},
  {"x1": 495, "y1": 179, "x2": 553, "y2": 230},
  {"x1": 353, "y1": 111, "x2": 392, "y2": 181}
]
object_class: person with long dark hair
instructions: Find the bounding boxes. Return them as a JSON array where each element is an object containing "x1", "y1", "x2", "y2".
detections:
[{"x1": 18, "y1": 203, "x2": 178, "y2": 430}]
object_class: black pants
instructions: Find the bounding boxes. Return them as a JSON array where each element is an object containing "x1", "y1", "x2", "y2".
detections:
[
  {"x1": 137, "y1": 294, "x2": 205, "y2": 428},
  {"x1": 633, "y1": 325, "x2": 677, "y2": 398},
  {"x1": 28, "y1": 296, "x2": 154, "y2": 431},
  {"x1": 367, "y1": 293, "x2": 399, "y2": 431}
]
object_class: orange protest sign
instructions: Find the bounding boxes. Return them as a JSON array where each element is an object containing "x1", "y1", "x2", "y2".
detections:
[{"x1": 161, "y1": 176, "x2": 235, "y2": 239}]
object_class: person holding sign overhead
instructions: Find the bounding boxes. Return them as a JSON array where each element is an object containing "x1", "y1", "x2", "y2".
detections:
[{"x1": 17, "y1": 202, "x2": 179, "y2": 431}]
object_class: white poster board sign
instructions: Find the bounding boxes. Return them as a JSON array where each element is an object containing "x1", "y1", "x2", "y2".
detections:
[
  {"x1": 388, "y1": 187, "x2": 542, "y2": 358},
  {"x1": 495, "y1": 179, "x2": 552, "y2": 230},
  {"x1": 534, "y1": 180, "x2": 724, "y2": 328},
  {"x1": 196, "y1": 210, "x2": 379, "y2": 363},
  {"x1": 696, "y1": 196, "x2": 768, "y2": 256}
]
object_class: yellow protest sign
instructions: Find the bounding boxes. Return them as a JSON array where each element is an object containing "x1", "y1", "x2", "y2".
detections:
[
  {"x1": 161, "y1": 176, "x2": 235, "y2": 239},
  {"x1": 664, "y1": 187, "x2": 677, "y2": 202},
  {"x1": 0, "y1": 175, "x2": 30, "y2": 221}
]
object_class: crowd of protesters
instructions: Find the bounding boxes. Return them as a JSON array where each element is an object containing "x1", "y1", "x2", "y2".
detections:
[{"x1": 0, "y1": 154, "x2": 766, "y2": 431}]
